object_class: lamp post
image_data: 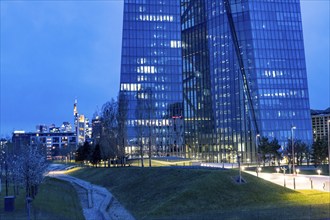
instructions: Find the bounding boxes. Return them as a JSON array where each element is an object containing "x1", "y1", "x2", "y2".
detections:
[
  {"x1": 256, "y1": 167, "x2": 262, "y2": 177},
  {"x1": 237, "y1": 154, "x2": 242, "y2": 183},
  {"x1": 291, "y1": 126, "x2": 296, "y2": 175},
  {"x1": 281, "y1": 166, "x2": 287, "y2": 187}
]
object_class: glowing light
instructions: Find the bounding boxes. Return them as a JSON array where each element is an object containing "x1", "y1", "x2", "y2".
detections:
[
  {"x1": 120, "y1": 83, "x2": 142, "y2": 91},
  {"x1": 170, "y1": 40, "x2": 181, "y2": 48},
  {"x1": 138, "y1": 14, "x2": 174, "y2": 22},
  {"x1": 137, "y1": 66, "x2": 156, "y2": 74}
]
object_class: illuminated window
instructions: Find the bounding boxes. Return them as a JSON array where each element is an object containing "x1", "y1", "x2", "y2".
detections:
[
  {"x1": 137, "y1": 66, "x2": 157, "y2": 74},
  {"x1": 170, "y1": 40, "x2": 182, "y2": 48}
]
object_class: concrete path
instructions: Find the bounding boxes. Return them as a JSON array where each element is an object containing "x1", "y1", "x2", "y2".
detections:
[
  {"x1": 199, "y1": 163, "x2": 330, "y2": 192},
  {"x1": 48, "y1": 171, "x2": 135, "y2": 220},
  {"x1": 244, "y1": 170, "x2": 330, "y2": 192}
]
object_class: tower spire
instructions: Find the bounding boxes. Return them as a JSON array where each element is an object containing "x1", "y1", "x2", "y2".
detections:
[{"x1": 74, "y1": 98, "x2": 78, "y2": 116}]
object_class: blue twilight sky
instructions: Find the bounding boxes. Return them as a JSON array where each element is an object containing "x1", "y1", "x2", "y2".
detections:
[{"x1": 0, "y1": 0, "x2": 329, "y2": 138}]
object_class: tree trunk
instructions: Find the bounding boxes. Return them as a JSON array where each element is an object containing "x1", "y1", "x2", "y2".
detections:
[
  {"x1": 140, "y1": 144, "x2": 144, "y2": 167},
  {"x1": 5, "y1": 164, "x2": 8, "y2": 196},
  {"x1": 149, "y1": 141, "x2": 152, "y2": 167}
]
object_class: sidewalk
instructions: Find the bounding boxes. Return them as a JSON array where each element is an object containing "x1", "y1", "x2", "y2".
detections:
[
  {"x1": 244, "y1": 170, "x2": 330, "y2": 192},
  {"x1": 49, "y1": 171, "x2": 135, "y2": 220}
]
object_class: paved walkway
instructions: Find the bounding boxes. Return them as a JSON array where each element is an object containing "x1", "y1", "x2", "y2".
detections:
[
  {"x1": 48, "y1": 170, "x2": 135, "y2": 220},
  {"x1": 244, "y1": 170, "x2": 330, "y2": 192},
  {"x1": 200, "y1": 162, "x2": 330, "y2": 192}
]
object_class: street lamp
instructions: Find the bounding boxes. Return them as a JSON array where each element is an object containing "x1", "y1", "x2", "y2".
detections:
[
  {"x1": 237, "y1": 154, "x2": 242, "y2": 183},
  {"x1": 256, "y1": 167, "x2": 262, "y2": 177},
  {"x1": 281, "y1": 166, "x2": 287, "y2": 187},
  {"x1": 291, "y1": 126, "x2": 296, "y2": 175}
]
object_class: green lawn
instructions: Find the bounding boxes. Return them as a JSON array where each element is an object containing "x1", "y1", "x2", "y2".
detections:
[
  {"x1": 69, "y1": 167, "x2": 330, "y2": 219},
  {"x1": 0, "y1": 178, "x2": 84, "y2": 220}
]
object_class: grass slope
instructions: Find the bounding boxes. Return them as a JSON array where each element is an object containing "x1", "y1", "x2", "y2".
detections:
[
  {"x1": 69, "y1": 167, "x2": 330, "y2": 219},
  {"x1": 0, "y1": 178, "x2": 84, "y2": 220}
]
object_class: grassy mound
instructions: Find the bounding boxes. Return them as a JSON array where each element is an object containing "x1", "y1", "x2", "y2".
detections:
[
  {"x1": 69, "y1": 167, "x2": 330, "y2": 219},
  {"x1": 0, "y1": 178, "x2": 84, "y2": 220}
]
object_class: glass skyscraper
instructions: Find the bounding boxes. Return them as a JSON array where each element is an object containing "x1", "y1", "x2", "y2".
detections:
[
  {"x1": 120, "y1": 0, "x2": 312, "y2": 162},
  {"x1": 119, "y1": 0, "x2": 184, "y2": 157}
]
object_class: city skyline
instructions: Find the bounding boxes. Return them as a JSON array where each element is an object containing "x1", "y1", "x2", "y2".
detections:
[{"x1": 1, "y1": 0, "x2": 329, "y2": 137}]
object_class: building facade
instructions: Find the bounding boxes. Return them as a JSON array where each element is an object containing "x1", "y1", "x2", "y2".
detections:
[
  {"x1": 119, "y1": 0, "x2": 312, "y2": 162},
  {"x1": 119, "y1": 0, "x2": 184, "y2": 157},
  {"x1": 311, "y1": 108, "x2": 330, "y2": 142},
  {"x1": 181, "y1": 0, "x2": 312, "y2": 162},
  {"x1": 73, "y1": 99, "x2": 92, "y2": 145},
  {"x1": 12, "y1": 131, "x2": 77, "y2": 160}
]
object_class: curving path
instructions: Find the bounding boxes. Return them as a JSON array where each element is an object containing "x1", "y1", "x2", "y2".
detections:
[{"x1": 48, "y1": 168, "x2": 135, "y2": 220}]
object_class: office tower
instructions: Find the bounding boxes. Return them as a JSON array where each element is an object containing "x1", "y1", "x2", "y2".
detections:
[
  {"x1": 78, "y1": 115, "x2": 87, "y2": 144},
  {"x1": 74, "y1": 99, "x2": 79, "y2": 136},
  {"x1": 92, "y1": 116, "x2": 102, "y2": 142},
  {"x1": 119, "y1": 0, "x2": 184, "y2": 157},
  {"x1": 181, "y1": 0, "x2": 312, "y2": 162},
  {"x1": 311, "y1": 108, "x2": 330, "y2": 142},
  {"x1": 61, "y1": 122, "x2": 73, "y2": 133},
  {"x1": 120, "y1": 0, "x2": 312, "y2": 162},
  {"x1": 73, "y1": 99, "x2": 90, "y2": 145}
]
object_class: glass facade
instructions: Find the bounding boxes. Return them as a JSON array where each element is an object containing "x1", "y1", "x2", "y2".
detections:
[
  {"x1": 181, "y1": 0, "x2": 312, "y2": 163},
  {"x1": 119, "y1": 0, "x2": 184, "y2": 157},
  {"x1": 120, "y1": 0, "x2": 312, "y2": 162}
]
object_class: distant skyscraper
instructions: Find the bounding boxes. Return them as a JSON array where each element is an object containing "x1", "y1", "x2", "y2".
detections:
[
  {"x1": 74, "y1": 99, "x2": 78, "y2": 135},
  {"x1": 61, "y1": 122, "x2": 72, "y2": 133},
  {"x1": 73, "y1": 99, "x2": 90, "y2": 145},
  {"x1": 92, "y1": 116, "x2": 102, "y2": 142},
  {"x1": 119, "y1": 0, "x2": 312, "y2": 162}
]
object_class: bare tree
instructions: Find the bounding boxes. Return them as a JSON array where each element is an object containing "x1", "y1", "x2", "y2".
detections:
[
  {"x1": 14, "y1": 145, "x2": 48, "y2": 220},
  {"x1": 16, "y1": 145, "x2": 48, "y2": 199},
  {"x1": 118, "y1": 92, "x2": 128, "y2": 165},
  {"x1": 135, "y1": 88, "x2": 155, "y2": 167},
  {"x1": 98, "y1": 98, "x2": 126, "y2": 166},
  {"x1": 1, "y1": 139, "x2": 15, "y2": 196}
]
